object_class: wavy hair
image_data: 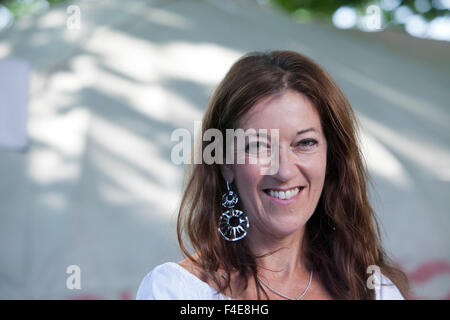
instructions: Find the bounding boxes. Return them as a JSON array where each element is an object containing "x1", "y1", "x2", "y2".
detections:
[{"x1": 176, "y1": 50, "x2": 410, "y2": 299}]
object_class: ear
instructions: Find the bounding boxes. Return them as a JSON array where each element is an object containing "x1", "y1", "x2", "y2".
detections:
[{"x1": 219, "y1": 164, "x2": 234, "y2": 184}]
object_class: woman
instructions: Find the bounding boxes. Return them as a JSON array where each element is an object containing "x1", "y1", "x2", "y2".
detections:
[{"x1": 136, "y1": 50, "x2": 409, "y2": 300}]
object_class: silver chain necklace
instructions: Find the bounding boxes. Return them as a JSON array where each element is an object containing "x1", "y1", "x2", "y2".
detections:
[{"x1": 257, "y1": 269, "x2": 313, "y2": 300}]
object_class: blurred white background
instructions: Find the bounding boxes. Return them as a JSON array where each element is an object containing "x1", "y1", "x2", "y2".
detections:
[{"x1": 0, "y1": 0, "x2": 449, "y2": 299}]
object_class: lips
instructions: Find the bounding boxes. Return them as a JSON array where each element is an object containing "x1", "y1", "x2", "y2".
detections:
[{"x1": 263, "y1": 186, "x2": 305, "y2": 200}]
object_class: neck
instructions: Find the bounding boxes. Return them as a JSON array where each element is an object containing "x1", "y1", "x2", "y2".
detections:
[{"x1": 246, "y1": 225, "x2": 308, "y2": 280}]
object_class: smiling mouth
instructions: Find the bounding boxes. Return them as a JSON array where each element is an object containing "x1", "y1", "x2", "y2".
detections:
[{"x1": 263, "y1": 186, "x2": 305, "y2": 200}]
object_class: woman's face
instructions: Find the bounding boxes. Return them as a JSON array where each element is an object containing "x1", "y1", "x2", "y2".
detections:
[{"x1": 222, "y1": 89, "x2": 327, "y2": 239}]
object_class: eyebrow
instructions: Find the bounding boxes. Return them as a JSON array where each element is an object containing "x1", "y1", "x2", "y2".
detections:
[
  {"x1": 297, "y1": 128, "x2": 316, "y2": 135},
  {"x1": 243, "y1": 128, "x2": 316, "y2": 138},
  {"x1": 243, "y1": 131, "x2": 269, "y2": 138}
]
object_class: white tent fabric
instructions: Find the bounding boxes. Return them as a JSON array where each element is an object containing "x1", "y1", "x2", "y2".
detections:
[
  {"x1": 0, "y1": 58, "x2": 29, "y2": 150},
  {"x1": 0, "y1": 0, "x2": 448, "y2": 300}
]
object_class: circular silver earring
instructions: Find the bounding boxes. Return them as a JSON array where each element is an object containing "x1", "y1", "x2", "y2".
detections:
[{"x1": 218, "y1": 181, "x2": 249, "y2": 242}]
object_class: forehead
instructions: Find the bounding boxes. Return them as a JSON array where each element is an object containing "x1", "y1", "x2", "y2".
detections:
[{"x1": 238, "y1": 89, "x2": 322, "y2": 133}]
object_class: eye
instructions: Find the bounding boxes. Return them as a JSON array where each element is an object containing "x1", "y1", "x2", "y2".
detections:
[{"x1": 295, "y1": 139, "x2": 318, "y2": 149}]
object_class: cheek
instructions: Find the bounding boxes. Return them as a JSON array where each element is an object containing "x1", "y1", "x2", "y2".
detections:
[
  {"x1": 312, "y1": 153, "x2": 327, "y2": 194},
  {"x1": 233, "y1": 164, "x2": 263, "y2": 201},
  {"x1": 316, "y1": 153, "x2": 327, "y2": 180},
  {"x1": 299, "y1": 151, "x2": 327, "y2": 192},
  {"x1": 319, "y1": 149, "x2": 327, "y2": 180}
]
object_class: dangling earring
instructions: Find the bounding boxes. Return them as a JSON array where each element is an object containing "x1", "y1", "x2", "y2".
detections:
[{"x1": 218, "y1": 181, "x2": 249, "y2": 242}]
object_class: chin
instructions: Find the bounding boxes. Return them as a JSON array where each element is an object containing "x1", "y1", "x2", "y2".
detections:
[{"x1": 266, "y1": 220, "x2": 306, "y2": 238}]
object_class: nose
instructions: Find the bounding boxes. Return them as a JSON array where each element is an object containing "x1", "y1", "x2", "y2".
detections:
[{"x1": 272, "y1": 145, "x2": 297, "y2": 183}]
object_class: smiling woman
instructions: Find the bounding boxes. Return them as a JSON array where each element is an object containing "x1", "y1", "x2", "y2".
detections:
[{"x1": 136, "y1": 50, "x2": 410, "y2": 300}]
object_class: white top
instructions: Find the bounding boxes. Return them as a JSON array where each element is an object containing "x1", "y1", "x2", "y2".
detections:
[{"x1": 136, "y1": 262, "x2": 404, "y2": 300}]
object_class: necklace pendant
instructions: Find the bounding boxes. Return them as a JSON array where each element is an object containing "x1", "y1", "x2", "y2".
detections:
[{"x1": 257, "y1": 269, "x2": 314, "y2": 300}]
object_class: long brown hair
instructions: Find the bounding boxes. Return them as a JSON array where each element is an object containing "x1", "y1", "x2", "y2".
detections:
[{"x1": 176, "y1": 50, "x2": 410, "y2": 299}]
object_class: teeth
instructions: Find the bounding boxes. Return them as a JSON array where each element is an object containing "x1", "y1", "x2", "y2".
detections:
[{"x1": 267, "y1": 187, "x2": 302, "y2": 200}]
